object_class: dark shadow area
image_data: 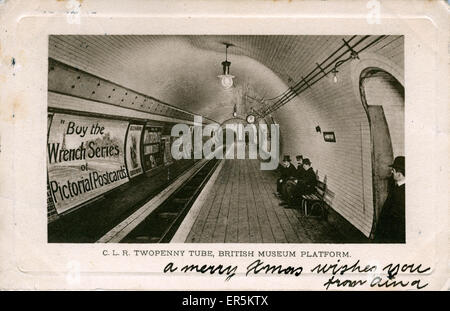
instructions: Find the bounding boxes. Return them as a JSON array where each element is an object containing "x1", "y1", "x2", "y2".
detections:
[{"x1": 48, "y1": 159, "x2": 197, "y2": 243}]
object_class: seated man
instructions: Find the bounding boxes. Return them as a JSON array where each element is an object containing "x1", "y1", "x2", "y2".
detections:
[
  {"x1": 282, "y1": 155, "x2": 306, "y2": 192},
  {"x1": 284, "y1": 158, "x2": 317, "y2": 207},
  {"x1": 374, "y1": 156, "x2": 405, "y2": 243},
  {"x1": 294, "y1": 155, "x2": 306, "y2": 182},
  {"x1": 276, "y1": 155, "x2": 296, "y2": 200}
]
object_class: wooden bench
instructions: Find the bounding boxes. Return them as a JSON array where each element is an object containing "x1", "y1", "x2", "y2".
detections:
[{"x1": 301, "y1": 174, "x2": 327, "y2": 218}]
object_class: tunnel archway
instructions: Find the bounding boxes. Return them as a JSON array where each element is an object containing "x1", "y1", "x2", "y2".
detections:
[
  {"x1": 46, "y1": 35, "x2": 405, "y2": 243},
  {"x1": 220, "y1": 117, "x2": 247, "y2": 127},
  {"x1": 359, "y1": 67, "x2": 405, "y2": 238},
  {"x1": 220, "y1": 117, "x2": 247, "y2": 157}
]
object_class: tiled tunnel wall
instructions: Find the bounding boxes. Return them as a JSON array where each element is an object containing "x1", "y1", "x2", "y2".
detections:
[
  {"x1": 274, "y1": 36, "x2": 404, "y2": 237},
  {"x1": 47, "y1": 34, "x2": 404, "y2": 238},
  {"x1": 363, "y1": 72, "x2": 405, "y2": 158}
]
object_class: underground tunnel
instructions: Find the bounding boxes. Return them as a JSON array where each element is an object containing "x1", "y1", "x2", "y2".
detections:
[{"x1": 46, "y1": 35, "x2": 405, "y2": 244}]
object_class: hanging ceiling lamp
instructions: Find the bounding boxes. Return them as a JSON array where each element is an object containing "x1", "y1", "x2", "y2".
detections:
[
  {"x1": 218, "y1": 43, "x2": 235, "y2": 89},
  {"x1": 331, "y1": 49, "x2": 359, "y2": 84}
]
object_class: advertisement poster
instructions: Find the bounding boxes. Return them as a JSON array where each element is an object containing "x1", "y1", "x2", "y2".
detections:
[
  {"x1": 142, "y1": 126, "x2": 163, "y2": 171},
  {"x1": 163, "y1": 136, "x2": 173, "y2": 165},
  {"x1": 125, "y1": 124, "x2": 144, "y2": 178},
  {"x1": 0, "y1": 0, "x2": 447, "y2": 295},
  {"x1": 47, "y1": 113, "x2": 129, "y2": 214}
]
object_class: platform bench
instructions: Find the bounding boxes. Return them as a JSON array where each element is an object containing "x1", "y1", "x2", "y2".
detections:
[{"x1": 301, "y1": 175, "x2": 327, "y2": 218}]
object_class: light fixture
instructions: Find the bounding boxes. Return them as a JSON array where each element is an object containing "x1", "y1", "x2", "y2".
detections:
[
  {"x1": 246, "y1": 114, "x2": 255, "y2": 124},
  {"x1": 232, "y1": 103, "x2": 237, "y2": 117},
  {"x1": 331, "y1": 68, "x2": 339, "y2": 83},
  {"x1": 218, "y1": 43, "x2": 235, "y2": 89},
  {"x1": 331, "y1": 49, "x2": 359, "y2": 84}
]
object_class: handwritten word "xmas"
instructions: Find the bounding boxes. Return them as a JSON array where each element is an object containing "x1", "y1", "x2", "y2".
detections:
[{"x1": 163, "y1": 259, "x2": 303, "y2": 281}]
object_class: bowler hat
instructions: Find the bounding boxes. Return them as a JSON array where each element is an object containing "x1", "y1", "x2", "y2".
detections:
[
  {"x1": 303, "y1": 158, "x2": 311, "y2": 165},
  {"x1": 283, "y1": 155, "x2": 291, "y2": 162},
  {"x1": 389, "y1": 156, "x2": 405, "y2": 171},
  {"x1": 296, "y1": 155, "x2": 303, "y2": 160}
]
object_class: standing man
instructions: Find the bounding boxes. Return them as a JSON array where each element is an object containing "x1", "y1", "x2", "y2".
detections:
[
  {"x1": 374, "y1": 156, "x2": 405, "y2": 243},
  {"x1": 276, "y1": 155, "x2": 296, "y2": 200}
]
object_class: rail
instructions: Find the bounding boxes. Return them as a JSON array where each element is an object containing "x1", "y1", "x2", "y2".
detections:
[{"x1": 120, "y1": 159, "x2": 220, "y2": 243}]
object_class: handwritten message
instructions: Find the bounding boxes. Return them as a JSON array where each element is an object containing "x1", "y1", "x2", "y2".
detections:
[{"x1": 101, "y1": 248, "x2": 431, "y2": 290}]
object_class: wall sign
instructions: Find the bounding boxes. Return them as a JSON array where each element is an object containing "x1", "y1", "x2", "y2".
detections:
[
  {"x1": 142, "y1": 126, "x2": 163, "y2": 171},
  {"x1": 125, "y1": 124, "x2": 144, "y2": 178},
  {"x1": 162, "y1": 136, "x2": 174, "y2": 165},
  {"x1": 323, "y1": 131, "x2": 336, "y2": 142},
  {"x1": 47, "y1": 113, "x2": 129, "y2": 214}
]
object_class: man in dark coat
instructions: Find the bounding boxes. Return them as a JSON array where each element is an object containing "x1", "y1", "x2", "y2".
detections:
[
  {"x1": 284, "y1": 158, "x2": 317, "y2": 207},
  {"x1": 297, "y1": 158, "x2": 317, "y2": 195},
  {"x1": 276, "y1": 155, "x2": 296, "y2": 200},
  {"x1": 294, "y1": 155, "x2": 306, "y2": 182},
  {"x1": 374, "y1": 156, "x2": 405, "y2": 243}
]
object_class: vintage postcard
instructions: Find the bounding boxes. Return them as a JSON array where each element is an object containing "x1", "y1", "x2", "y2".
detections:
[{"x1": 0, "y1": 0, "x2": 448, "y2": 291}]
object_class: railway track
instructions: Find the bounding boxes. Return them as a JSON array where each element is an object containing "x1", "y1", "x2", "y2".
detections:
[{"x1": 121, "y1": 159, "x2": 220, "y2": 243}]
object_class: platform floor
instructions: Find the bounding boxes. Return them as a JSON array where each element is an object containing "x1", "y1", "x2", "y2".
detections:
[{"x1": 184, "y1": 159, "x2": 346, "y2": 243}]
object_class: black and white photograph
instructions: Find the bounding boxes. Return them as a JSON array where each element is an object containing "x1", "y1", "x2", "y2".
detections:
[
  {"x1": 46, "y1": 35, "x2": 405, "y2": 244},
  {"x1": 0, "y1": 0, "x2": 447, "y2": 292}
]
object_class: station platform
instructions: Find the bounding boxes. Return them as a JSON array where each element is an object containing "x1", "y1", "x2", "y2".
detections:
[
  {"x1": 48, "y1": 159, "x2": 198, "y2": 243},
  {"x1": 173, "y1": 159, "x2": 347, "y2": 243}
]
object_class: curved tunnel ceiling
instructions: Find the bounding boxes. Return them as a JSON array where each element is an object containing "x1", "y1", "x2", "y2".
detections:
[
  {"x1": 49, "y1": 35, "x2": 365, "y2": 123},
  {"x1": 47, "y1": 34, "x2": 404, "y2": 238}
]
